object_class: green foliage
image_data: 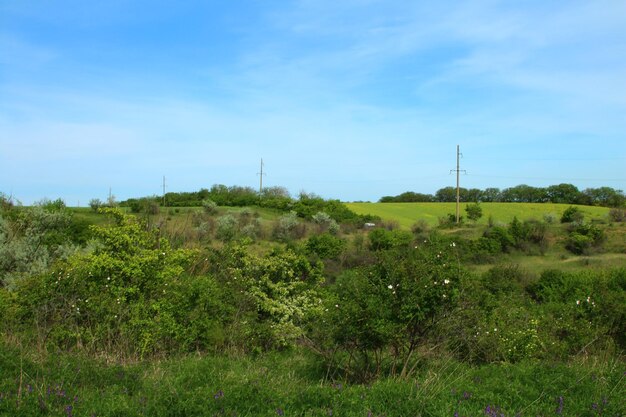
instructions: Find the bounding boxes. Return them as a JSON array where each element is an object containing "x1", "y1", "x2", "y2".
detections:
[
  {"x1": 465, "y1": 237, "x2": 502, "y2": 263},
  {"x1": 565, "y1": 222, "x2": 605, "y2": 255},
  {"x1": 561, "y1": 206, "x2": 584, "y2": 223},
  {"x1": 311, "y1": 211, "x2": 340, "y2": 234},
  {"x1": 12, "y1": 208, "x2": 201, "y2": 356},
  {"x1": 316, "y1": 240, "x2": 464, "y2": 380},
  {"x1": 465, "y1": 202, "x2": 483, "y2": 221},
  {"x1": 368, "y1": 228, "x2": 413, "y2": 251},
  {"x1": 272, "y1": 211, "x2": 303, "y2": 242},
  {"x1": 208, "y1": 244, "x2": 325, "y2": 350},
  {"x1": 89, "y1": 198, "x2": 103, "y2": 212},
  {"x1": 483, "y1": 226, "x2": 514, "y2": 253},
  {"x1": 1, "y1": 345, "x2": 624, "y2": 417},
  {"x1": 202, "y1": 198, "x2": 219, "y2": 215},
  {"x1": 0, "y1": 203, "x2": 77, "y2": 287},
  {"x1": 126, "y1": 197, "x2": 160, "y2": 214},
  {"x1": 305, "y1": 233, "x2": 346, "y2": 259},
  {"x1": 215, "y1": 214, "x2": 238, "y2": 242}
]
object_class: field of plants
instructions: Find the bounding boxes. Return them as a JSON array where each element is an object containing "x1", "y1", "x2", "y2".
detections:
[
  {"x1": 346, "y1": 202, "x2": 611, "y2": 229},
  {"x1": 1, "y1": 192, "x2": 624, "y2": 416}
]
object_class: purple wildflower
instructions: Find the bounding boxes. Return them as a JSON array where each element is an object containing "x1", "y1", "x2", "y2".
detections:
[
  {"x1": 276, "y1": 408, "x2": 284, "y2": 416},
  {"x1": 213, "y1": 390, "x2": 224, "y2": 400},
  {"x1": 556, "y1": 396, "x2": 564, "y2": 414}
]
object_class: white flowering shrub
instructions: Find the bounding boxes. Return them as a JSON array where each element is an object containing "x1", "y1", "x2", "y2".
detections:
[{"x1": 315, "y1": 237, "x2": 464, "y2": 381}]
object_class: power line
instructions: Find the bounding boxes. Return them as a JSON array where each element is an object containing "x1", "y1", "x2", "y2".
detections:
[{"x1": 466, "y1": 174, "x2": 625, "y2": 182}]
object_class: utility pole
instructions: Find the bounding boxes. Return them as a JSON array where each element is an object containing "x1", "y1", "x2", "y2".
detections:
[
  {"x1": 257, "y1": 158, "x2": 266, "y2": 195},
  {"x1": 450, "y1": 145, "x2": 466, "y2": 224},
  {"x1": 162, "y1": 176, "x2": 166, "y2": 206}
]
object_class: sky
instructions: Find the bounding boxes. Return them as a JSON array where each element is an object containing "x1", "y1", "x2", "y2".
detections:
[{"x1": 1, "y1": 0, "x2": 625, "y2": 205}]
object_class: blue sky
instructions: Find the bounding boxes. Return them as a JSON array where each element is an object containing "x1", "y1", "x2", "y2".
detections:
[{"x1": 1, "y1": 0, "x2": 625, "y2": 205}]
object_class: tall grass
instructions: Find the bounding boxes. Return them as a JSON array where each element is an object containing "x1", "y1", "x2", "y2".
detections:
[{"x1": 2, "y1": 344, "x2": 623, "y2": 416}]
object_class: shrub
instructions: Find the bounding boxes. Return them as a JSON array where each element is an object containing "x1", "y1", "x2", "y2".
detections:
[
  {"x1": 465, "y1": 202, "x2": 483, "y2": 222},
  {"x1": 202, "y1": 199, "x2": 219, "y2": 215},
  {"x1": 564, "y1": 222, "x2": 605, "y2": 255},
  {"x1": 311, "y1": 211, "x2": 340, "y2": 234},
  {"x1": 483, "y1": 226, "x2": 514, "y2": 253},
  {"x1": 410, "y1": 219, "x2": 430, "y2": 237},
  {"x1": 560, "y1": 206, "x2": 583, "y2": 223},
  {"x1": 273, "y1": 211, "x2": 304, "y2": 242},
  {"x1": 368, "y1": 228, "x2": 413, "y2": 251},
  {"x1": 216, "y1": 214, "x2": 238, "y2": 242},
  {"x1": 466, "y1": 237, "x2": 502, "y2": 263},
  {"x1": 89, "y1": 198, "x2": 103, "y2": 212},
  {"x1": 316, "y1": 240, "x2": 464, "y2": 380},
  {"x1": 305, "y1": 233, "x2": 346, "y2": 259},
  {"x1": 13, "y1": 208, "x2": 199, "y2": 357},
  {"x1": 608, "y1": 208, "x2": 625, "y2": 222},
  {"x1": 208, "y1": 244, "x2": 324, "y2": 350}
]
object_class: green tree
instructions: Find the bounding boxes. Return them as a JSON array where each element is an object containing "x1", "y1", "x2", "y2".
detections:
[{"x1": 465, "y1": 202, "x2": 483, "y2": 222}]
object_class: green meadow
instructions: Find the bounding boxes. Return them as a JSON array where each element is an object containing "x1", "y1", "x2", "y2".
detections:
[{"x1": 346, "y1": 202, "x2": 611, "y2": 229}]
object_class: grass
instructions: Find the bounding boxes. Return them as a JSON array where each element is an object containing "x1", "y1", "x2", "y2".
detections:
[
  {"x1": 346, "y1": 202, "x2": 612, "y2": 229},
  {"x1": 1, "y1": 343, "x2": 624, "y2": 416}
]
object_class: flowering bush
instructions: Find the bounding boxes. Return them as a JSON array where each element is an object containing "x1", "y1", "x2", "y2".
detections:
[
  {"x1": 13, "y1": 208, "x2": 203, "y2": 357},
  {"x1": 315, "y1": 238, "x2": 464, "y2": 380}
]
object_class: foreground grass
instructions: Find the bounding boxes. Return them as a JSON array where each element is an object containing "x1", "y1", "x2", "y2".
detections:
[
  {"x1": 1, "y1": 344, "x2": 623, "y2": 416},
  {"x1": 346, "y1": 202, "x2": 611, "y2": 229}
]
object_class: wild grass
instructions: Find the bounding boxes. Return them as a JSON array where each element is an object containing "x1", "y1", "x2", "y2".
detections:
[{"x1": 1, "y1": 344, "x2": 623, "y2": 416}]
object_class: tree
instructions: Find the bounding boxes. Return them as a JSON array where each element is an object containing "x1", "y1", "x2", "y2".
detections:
[
  {"x1": 89, "y1": 198, "x2": 103, "y2": 212},
  {"x1": 546, "y1": 183, "x2": 581, "y2": 204},
  {"x1": 465, "y1": 202, "x2": 483, "y2": 222}
]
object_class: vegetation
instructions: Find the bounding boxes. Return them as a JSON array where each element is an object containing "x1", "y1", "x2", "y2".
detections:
[
  {"x1": 1, "y1": 188, "x2": 625, "y2": 415},
  {"x1": 380, "y1": 183, "x2": 625, "y2": 207},
  {"x1": 347, "y1": 202, "x2": 612, "y2": 229}
]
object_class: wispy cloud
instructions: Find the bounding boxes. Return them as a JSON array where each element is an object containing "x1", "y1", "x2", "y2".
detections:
[{"x1": 1, "y1": 0, "x2": 624, "y2": 204}]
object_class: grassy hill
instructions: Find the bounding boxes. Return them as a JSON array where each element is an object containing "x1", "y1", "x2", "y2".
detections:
[{"x1": 346, "y1": 202, "x2": 611, "y2": 229}]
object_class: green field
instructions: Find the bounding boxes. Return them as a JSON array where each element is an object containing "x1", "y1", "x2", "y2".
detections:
[{"x1": 346, "y1": 202, "x2": 611, "y2": 229}]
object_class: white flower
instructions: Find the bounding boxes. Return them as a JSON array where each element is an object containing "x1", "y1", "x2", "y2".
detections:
[
  {"x1": 388, "y1": 284, "x2": 393, "y2": 289},
  {"x1": 444, "y1": 279, "x2": 450, "y2": 285},
  {"x1": 576, "y1": 300, "x2": 580, "y2": 305},
  {"x1": 451, "y1": 242, "x2": 456, "y2": 247}
]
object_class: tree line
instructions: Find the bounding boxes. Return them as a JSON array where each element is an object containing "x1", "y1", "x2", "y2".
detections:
[
  {"x1": 380, "y1": 183, "x2": 625, "y2": 207},
  {"x1": 120, "y1": 185, "x2": 377, "y2": 225}
]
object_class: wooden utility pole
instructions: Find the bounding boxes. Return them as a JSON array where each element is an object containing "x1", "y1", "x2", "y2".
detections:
[
  {"x1": 450, "y1": 145, "x2": 466, "y2": 224},
  {"x1": 257, "y1": 158, "x2": 265, "y2": 195},
  {"x1": 162, "y1": 176, "x2": 166, "y2": 206},
  {"x1": 456, "y1": 145, "x2": 460, "y2": 223}
]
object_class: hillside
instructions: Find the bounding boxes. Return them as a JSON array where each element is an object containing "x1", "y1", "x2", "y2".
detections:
[{"x1": 346, "y1": 202, "x2": 612, "y2": 229}]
